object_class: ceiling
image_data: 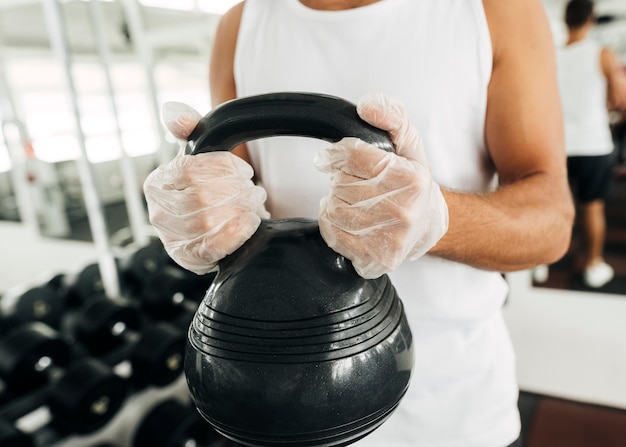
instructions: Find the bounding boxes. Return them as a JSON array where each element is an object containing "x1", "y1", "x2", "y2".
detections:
[{"x1": 0, "y1": 0, "x2": 221, "y2": 60}]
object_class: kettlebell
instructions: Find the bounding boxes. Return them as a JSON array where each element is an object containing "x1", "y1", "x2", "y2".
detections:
[{"x1": 184, "y1": 92, "x2": 414, "y2": 447}]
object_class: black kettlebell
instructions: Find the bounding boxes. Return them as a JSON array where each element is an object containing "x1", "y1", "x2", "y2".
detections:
[{"x1": 183, "y1": 92, "x2": 414, "y2": 447}]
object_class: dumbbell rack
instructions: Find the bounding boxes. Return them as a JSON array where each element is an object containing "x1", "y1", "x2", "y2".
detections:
[
  {"x1": 0, "y1": 244, "x2": 233, "y2": 447},
  {"x1": 0, "y1": 338, "x2": 145, "y2": 446}
]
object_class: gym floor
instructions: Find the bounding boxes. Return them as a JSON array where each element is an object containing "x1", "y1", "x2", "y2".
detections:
[
  {"x1": 519, "y1": 392, "x2": 626, "y2": 447},
  {"x1": 67, "y1": 170, "x2": 626, "y2": 447},
  {"x1": 521, "y1": 162, "x2": 626, "y2": 446}
]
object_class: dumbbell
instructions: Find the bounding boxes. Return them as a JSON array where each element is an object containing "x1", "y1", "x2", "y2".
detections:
[
  {"x1": 117, "y1": 242, "x2": 170, "y2": 296},
  {"x1": 0, "y1": 281, "x2": 67, "y2": 329},
  {"x1": 0, "y1": 416, "x2": 33, "y2": 447},
  {"x1": 0, "y1": 313, "x2": 21, "y2": 338},
  {"x1": 133, "y1": 399, "x2": 220, "y2": 447},
  {"x1": 120, "y1": 240, "x2": 216, "y2": 302},
  {"x1": 0, "y1": 322, "x2": 127, "y2": 435},
  {"x1": 56, "y1": 242, "x2": 167, "y2": 309},
  {"x1": 70, "y1": 296, "x2": 186, "y2": 388},
  {"x1": 134, "y1": 265, "x2": 215, "y2": 322},
  {"x1": 55, "y1": 262, "x2": 107, "y2": 309},
  {"x1": 0, "y1": 268, "x2": 104, "y2": 349}
]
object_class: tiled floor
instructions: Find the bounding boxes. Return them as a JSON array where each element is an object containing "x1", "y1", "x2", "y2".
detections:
[{"x1": 519, "y1": 392, "x2": 626, "y2": 447}]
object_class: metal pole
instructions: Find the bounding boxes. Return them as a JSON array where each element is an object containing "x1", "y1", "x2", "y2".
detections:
[
  {"x1": 42, "y1": 0, "x2": 120, "y2": 298},
  {"x1": 0, "y1": 55, "x2": 39, "y2": 233},
  {"x1": 118, "y1": 0, "x2": 172, "y2": 166},
  {"x1": 86, "y1": 0, "x2": 150, "y2": 247}
]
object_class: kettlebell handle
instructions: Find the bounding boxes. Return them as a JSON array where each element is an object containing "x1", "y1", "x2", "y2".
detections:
[{"x1": 185, "y1": 92, "x2": 394, "y2": 154}]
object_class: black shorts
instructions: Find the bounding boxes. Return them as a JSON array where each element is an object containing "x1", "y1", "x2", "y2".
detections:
[{"x1": 567, "y1": 154, "x2": 614, "y2": 202}]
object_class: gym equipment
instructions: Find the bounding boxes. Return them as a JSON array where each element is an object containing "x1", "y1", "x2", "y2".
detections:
[
  {"x1": 0, "y1": 322, "x2": 127, "y2": 434},
  {"x1": 136, "y1": 265, "x2": 211, "y2": 321},
  {"x1": 0, "y1": 313, "x2": 20, "y2": 337},
  {"x1": 56, "y1": 262, "x2": 106, "y2": 309},
  {"x1": 0, "y1": 282, "x2": 67, "y2": 329},
  {"x1": 57, "y1": 241, "x2": 168, "y2": 307},
  {"x1": 117, "y1": 242, "x2": 169, "y2": 296},
  {"x1": 0, "y1": 416, "x2": 33, "y2": 447},
  {"x1": 184, "y1": 93, "x2": 413, "y2": 447},
  {"x1": 120, "y1": 240, "x2": 218, "y2": 306},
  {"x1": 133, "y1": 399, "x2": 220, "y2": 447},
  {"x1": 72, "y1": 296, "x2": 186, "y2": 387}
]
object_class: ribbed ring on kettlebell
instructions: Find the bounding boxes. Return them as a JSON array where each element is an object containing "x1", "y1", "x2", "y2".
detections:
[
  {"x1": 187, "y1": 277, "x2": 404, "y2": 363},
  {"x1": 201, "y1": 397, "x2": 402, "y2": 447},
  {"x1": 197, "y1": 273, "x2": 391, "y2": 330}
]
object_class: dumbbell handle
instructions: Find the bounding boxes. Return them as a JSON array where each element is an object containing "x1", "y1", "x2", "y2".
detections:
[
  {"x1": 33, "y1": 356, "x2": 64, "y2": 382},
  {"x1": 109, "y1": 320, "x2": 140, "y2": 343},
  {"x1": 0, "y1": 357, "x2": 124, "y2": 433},
  {"x1": 1, "y1": 357, "x2": 113, "y2": 427},
  {"x1": 185, "y1": 92, "x2": 394, "y2": 154}
]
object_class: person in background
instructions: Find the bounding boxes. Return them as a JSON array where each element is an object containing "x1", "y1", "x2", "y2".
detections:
[
  {"x1": 611, "y1": 107, "x2": 626, "y2": 166},
  {"x1": 555, "y1": 0, "x2": 626, "y2": 288},
  {"x1": 143, "y1": 1, "x2": 575, "y2": 446}
]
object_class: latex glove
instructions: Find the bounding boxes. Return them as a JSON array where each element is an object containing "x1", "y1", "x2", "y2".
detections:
[
  {"x1": 315, "y1": 94, "x2": 448, "y2": 279},
  {"x1": 143, "y1": 102, "x2": 269, "y2": 274}
]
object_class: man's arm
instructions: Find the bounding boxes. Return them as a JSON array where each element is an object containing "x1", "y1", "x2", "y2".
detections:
[
  {"x1": 209, "y1": 2, "x2": 251, "y2": 164},
  {"x1": 429, "y1": 0, "x2": 575, "y2": 272},
  {"x1": 211, "y1": 0, "x2": 574, "y2": 272},
  {"x1": 601, "y1": 47, "x2": 626, "y2": 111}
]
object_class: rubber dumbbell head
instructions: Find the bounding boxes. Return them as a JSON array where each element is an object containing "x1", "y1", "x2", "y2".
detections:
[
  {"x1": 0, "y1": 417, "x2": 33, "y2": 447},
  {"x1": 133, "y1": 399, "x2": 219, "y2": 447},
  {"x1": 73, "y1": 297, "x2": 142, "y2": 355},
  {"x1": 0, "y1": 322, "x2": 127, "y2": 434},
  {"x1": 0, "y1": 283, "x2": 66, "y2": 329},
  {"x1": 47, "y1": 358, "x2": 127, "y2": 434},
  {"x1": 118, "y1": 243, "x2": 168, "y2": 295},
  {"x1": 0, "y1": 321, "x2": 72, "y2": 394},
  {"x1": 138, "y1": 266, "x2": 200, "y2": 320},
  {"x1": 59, "y1": 263, "x2": 106, "y2": 308},
  {"x1": 73, "y1": 297, "x2": 186, "y2": 387}
]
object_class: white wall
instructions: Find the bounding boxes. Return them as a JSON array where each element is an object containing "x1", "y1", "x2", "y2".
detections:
[
  {"x1": 54, "y1": 153, "x2": 163, "y2": 206},
  {"x1": 0, "y1": 221, "x2": 97, "y2": 292}
]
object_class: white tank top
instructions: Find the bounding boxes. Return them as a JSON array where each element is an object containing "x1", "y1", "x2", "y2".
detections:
[
  {"x1": 234, "y1": 1, "x2": 520, "y2": 446},
  {"x1": 557, "y1": 39, "x2": 614, "y2": 156}
]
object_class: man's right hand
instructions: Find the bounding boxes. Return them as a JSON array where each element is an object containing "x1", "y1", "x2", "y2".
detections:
[{"x1": 143, "y1": 102, "x2": 269, "y2": 274}]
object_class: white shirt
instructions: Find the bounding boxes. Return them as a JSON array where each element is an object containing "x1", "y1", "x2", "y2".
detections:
[
  {"x1": 233, "y1": 1, "x2": 520, "y2": 445},
  {"x1": 557, "y1": 39, "x2": 614, "y2": 157}
]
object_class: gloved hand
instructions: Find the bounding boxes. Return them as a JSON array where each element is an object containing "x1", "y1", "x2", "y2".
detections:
[
  {"x1": 315, "y1": 94, "x2": 448, "y2": 279},
  {"x1": 143, "y1": 102, "x2": 269, "y2": 274}
]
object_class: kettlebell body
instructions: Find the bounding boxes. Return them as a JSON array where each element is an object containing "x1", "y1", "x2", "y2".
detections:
[{"x1": 183, "y1": 93, "x2": 414, "y2": 447}]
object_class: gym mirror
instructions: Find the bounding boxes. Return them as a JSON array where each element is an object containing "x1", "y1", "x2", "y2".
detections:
[{"x1": 534, "y1": 0, "x2": 626, "y2": 297}]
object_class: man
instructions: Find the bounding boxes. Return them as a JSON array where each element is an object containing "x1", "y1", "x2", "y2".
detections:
[
  {"x1": 556, "y1": 0, "x2": 625, "y2": 288},
  {"x1": 144, "y1": 1, "x2": 574, "y2": 445}
]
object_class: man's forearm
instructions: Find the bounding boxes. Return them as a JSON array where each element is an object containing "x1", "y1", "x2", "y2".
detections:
[{"x1": 429, "y1": 173, "x2": 574, "y2": 272}]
